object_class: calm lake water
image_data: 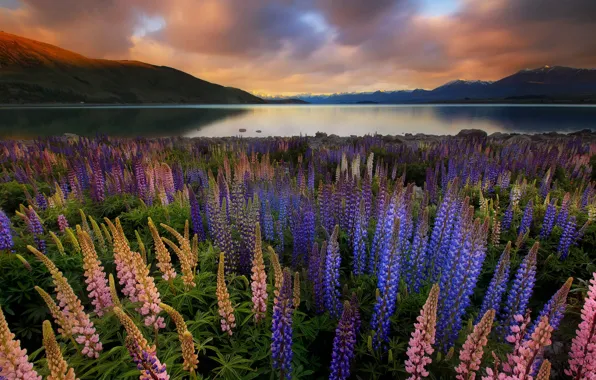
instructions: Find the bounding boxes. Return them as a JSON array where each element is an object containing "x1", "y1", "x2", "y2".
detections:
[{"x1": 0, "y1": 104, "x2": 595, "y2": 138}]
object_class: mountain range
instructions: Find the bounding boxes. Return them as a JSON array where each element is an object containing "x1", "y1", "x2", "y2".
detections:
[
  {"x1": 268, "y1": 66, "x2": 596, "y2": 104},
  {"x1": 2, "y1": 32, "x2": 596, "y2": 105},
  {"x1": 0, "y1": 31, "x2": 263, "y2": 104}
]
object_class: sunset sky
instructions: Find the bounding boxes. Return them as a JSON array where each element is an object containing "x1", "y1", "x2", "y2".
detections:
[{"x1": 2, "y1": 0, "x2": 596, "y2": 96}]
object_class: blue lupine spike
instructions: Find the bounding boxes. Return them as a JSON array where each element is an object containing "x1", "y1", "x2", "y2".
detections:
[
  {"x1": 324, "y1": 225, "x2": 342, "y2": 318},
  {"x1": 371, "y1": 215, "x2": 402, "y2": 349},
  {"x1": 352, "y1": 198, "x2": 367, "y2": 276},
  {"x1": 518, "y1": 200, "x2": 533, "y2": 236},
  {"x1": 406, "y1": 207, "x2": 430, "y2": 293},
  {"x1": 329, "y1": 301, "x2": 357, "y2": 380},
  {"x1": 529, "y1": 277, "x2": 572, "y2": 335},
  {"x1": 501, "y1": 202, "x2": 514, "y2": 231},
  {"x1": 498, "y1": 241, "x2": 538, "y2": 339},
  {"x1": 558, "y1": 215, "x2": 577, "y2": 260},
  {"x1": 539, "y1": 199, "x2": 557, "y2": 239},
  {"x1": 271, "y1": 269, "x2": 294, "y2": 379},
  {"x1": 189, "y1": 188, "x2": 205, "y2": 242},
  {"x1": 0, "y1": 210, "x2": 14, "y2": 251},
  {"x1": 476, "y1": 241, "x2": 511, "y2": 324}
]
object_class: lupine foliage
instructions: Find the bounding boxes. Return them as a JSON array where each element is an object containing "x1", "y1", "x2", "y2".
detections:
[{"x1": 0, "y1": 134, "x2": 595, "y2": 379}]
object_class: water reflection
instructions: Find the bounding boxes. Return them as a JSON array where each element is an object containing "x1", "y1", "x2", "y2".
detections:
[{"x1": 0, "y1": 104, "x2": 594, "y2": 138}]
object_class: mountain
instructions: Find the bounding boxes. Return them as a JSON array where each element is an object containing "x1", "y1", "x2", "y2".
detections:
[
  {"x1": 271, "y1": 66, "x2": 596, "y2": 104},
  {"x1": 0, "y1": 32, "x2": 264, "y2": 104}
]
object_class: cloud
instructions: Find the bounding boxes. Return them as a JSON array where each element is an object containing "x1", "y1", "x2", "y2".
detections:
[{"x1": 1, "y1": 0, "x2": 596, "y2": 94}]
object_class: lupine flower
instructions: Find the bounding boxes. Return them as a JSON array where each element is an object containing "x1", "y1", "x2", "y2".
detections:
[
  {"x1": 106, "y1": 219, "x2": 165, "y2": 330},
  {"x1": 0, "y1": 306, "x2": 41, "y2": 380},
  {"x1": 518, "y1": 200, "x2": 533, "y2": 236},
  {"x1": 125, "y1": 336, "x2": 169, "y2": 380},
  {"x1": 558, "y1": 215, "x2": 577, "y2": 259},
  {"x1": 530, "y1": 277, "x2": 572, "y2": 334},
  {"x1": 324, "y1": 225, "x2": 342, "y2": 318},
  {"x1": 501, "y1": 203, "x2": 513, "y2": 231},
  {"x1": 293, "y1": 272, "x2": 301, "y2": 309},
  {"x1": 271, "y1": 269, "x2": 294, "y2": 380},
  {"x1": 35, "y1": 286, "x2": 73, "y2": 337},
  {"x1": 352, "y1": 199, "x2": 367, "y2": 276},
  {"x1": 499, "y1": 242, "x2": 538, "y2": 339},
  {"x1": 113, "y1": 307, "x2": 169, "y2": 380},
  {"x1": 566, "y1": 270, "x2": 596, "y2": 379},
  {"x1": 556, "y1": 192, "x2": 571, "y2": 227},
  {"x1": 189, "y1": 188, "x2": 205, "y2": 242},
  {"x1": 49, "y1": 231, "x2": 65, "y2": 256},
  {"x1": 42, "y1": 321, "x2": 77, "y2": 380},
  {"x1": 455, "y1": 309, "x2": 495, "y2": 380},
  {"x1": 64, "y1": 227, "x2": 80, "y2": 253},
  {"x1": 161, "y1": 222, "x2": 197, "y2": 289},
  {"x1": 88, "y1": 216, "x2": 106, "y2": 252},
  {"x1": 28, "y1": 246, "x2": 102, "y2": 358},
  {"x1": 539, "y1": 199, "x2": 557, "y2": 239},
  {"x1": 405, "y1": 284, "x2": 439, "y2": 380},
  {"x1": 407, "y1": 207, "x2": 430, "y2": 293},
  {"x1": 216, "y1": 252, "x2": 236, "y2": 335},
  {"x1": 147, "y1": 218, "x2": 176, "y2": 281},
  {"x1": 159, "y1": 303, "x2": 198, "y2": 373},
  {"x1": 77, "y1": 228, "x2": 113, "y2": 316},
  {"x1": 311, "y1": 242, "x2": 326, "y2": 314},
  {"x1": 505, "y1": 316, "x2": 553, "y2": 378},
  {"x1": 536, "y1": 360, "x2": 551, "y2": 380},
  {"x1": 251, "y1": 224, "x2": 268, "y2": 323},
  {"x1": 329, "y1": 301, "x2": 357, "y2": 380},
  {"x1": 108, "y1": 273, "x2": 122, "y2": 309},
  {"x1": 268, "y1": 246, "x2": 283, "y2": 297},
  {"x1": 0, "y1": 210, "x2": 14, "y2": 251},
  {"x1": 17, "y1": 206, "x2": 45, "y2": 253},
  {"x1": 477, "y1": 242, "x2": 511, "y2": 324},
  {"x1": 57, "y1": 214, "x2": 69, "y2": 233}
]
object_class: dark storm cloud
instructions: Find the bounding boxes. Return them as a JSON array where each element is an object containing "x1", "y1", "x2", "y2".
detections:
[{"x1": 1, "y1": 0, "x2": 596, "y2": 92}]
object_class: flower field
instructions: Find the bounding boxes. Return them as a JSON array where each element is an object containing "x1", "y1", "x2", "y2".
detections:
[{"x1": 0, "y1": 134, "x2": 595, "y2": 379}]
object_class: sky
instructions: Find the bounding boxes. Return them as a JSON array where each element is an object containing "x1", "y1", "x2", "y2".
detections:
[{"x1": 1, "y1": 0, "x2": 596, "y2": 96}]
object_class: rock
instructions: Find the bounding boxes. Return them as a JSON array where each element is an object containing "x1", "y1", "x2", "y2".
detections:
[
  {"x1": 457, "y1": 129, "x2": 487, "y2": 139},
  {"x1": 239, "y1": 128, "x2": 247, "y2": 133},
  {"x1": 256, "y1": 130, "x2": 262, "y2": 133}
]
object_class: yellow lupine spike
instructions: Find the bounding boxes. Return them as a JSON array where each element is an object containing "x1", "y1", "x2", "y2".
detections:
[
  {"x1": 100, "y1": 223, "x2": 112, "y2": 245},
  {"x1": 35, "y1": 286, "x2": 73, "y2": 337},
  {"x1": 159, "y1": 303, "x2": 198, "y2": 372},
  {"x1": 108, "y1": 274, "x2": 122, "y2": 309},
  {"x1": 88, "y1": 216, "x2": 106, "y2": 251},
  {"x1": 42, "y1": 320, "x2": 77, "y2": 380},
  {"x1": 135, "y1": 230, "x2": 147, "y2": 265},
  {"x1": 49, "y1": 231, "x2": 65, "y2": 255},
  {"x1": 64, "y1": 227, "x2": 80, "y2": 253},
  {"x1": 293, "y1": 272, "x2": 300, "y2": 309}
]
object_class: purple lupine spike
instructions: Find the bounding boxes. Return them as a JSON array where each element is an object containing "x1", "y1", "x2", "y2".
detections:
[
  {"x1": 501, "y1": 202, "x2": 514, "y2": 231},
  {"x1": 263, "y1": 200, "x2": 275, "y2": 241},
  {"x1": 556, "y1": 193, "x2": 571, "y2": 227},
  {"x1": 558, "y1": 215, "x2": 576, "y2": 260},
  {"x1": 311, "y1": 242, "x2": 326, "y2": 314},
  {"x1": 0, "y1": 210, "x2": 14, "y2": 251},
  {"x1": 324, "y1": 226, "x2": 342, "y2": 318},
  {"x1": 518, "y1": 200, "x2": 533, "y2": 236},
  {"x1": 477, "y1": 241, "x2": 511, "y2": 324},
  {"x1": 329, "y1": 301, "x2": 357, "y2": 380},
  {"x1": 307, "y1": 161, "x2": 315, "y2": 192},
  {"x1": 406, "y1": 207, "x2": 430, "y2": 293},
  {"x1": 539, "y1": 199, "x2": 557, "y2": 239},
  {"x1": 498, "y1": 242, "x2": 538, "y2": 339},
  {"x1": 529, "y1": 277, "x2": 572, "y2": 335},
  {"x1": 35, "y1": 192, "x2": 47, "y2": 211},
  {"x1": 25, "y1": 206, "x2": 45, "y2": 254},
  {"x1": 352, "y1": 199, "x2": 367, "y2": 276},
  {"x1": 90, "y1": 156, "x2": 105, "y2": 202},
  {"x1": 57, "y1": 214, "x2": 69, "y2": 233},
  {"x1": 189, "y1": 188, "x2": 205, "y2": 242},
  {"x1": 271, "y1": 269, "x2": 294, "y2": 380}
]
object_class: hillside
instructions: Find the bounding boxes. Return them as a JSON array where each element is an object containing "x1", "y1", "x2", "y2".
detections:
[{"x1": 0, "y1": 32, "x2": 264, "y2": 104}]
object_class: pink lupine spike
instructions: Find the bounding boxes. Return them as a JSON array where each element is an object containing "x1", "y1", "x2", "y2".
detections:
[
  {"x1": 456, "y1": 309, "x2": 496, "y2": 380},
  {"x1": 405, "y1": 284, "x2": 439, "y2": 380},
  {"x1": 566, "y1": 271, "x2": 596, "y2": 380}
]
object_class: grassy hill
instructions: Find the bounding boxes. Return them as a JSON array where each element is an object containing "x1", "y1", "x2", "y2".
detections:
[{"x1": 0, "y1": 32, "x2": 264, "y2": 104}]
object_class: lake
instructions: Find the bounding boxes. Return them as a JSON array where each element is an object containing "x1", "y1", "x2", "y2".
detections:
[{"x1": 0, "y1": 104, "x2": 595, "y2": 138}]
